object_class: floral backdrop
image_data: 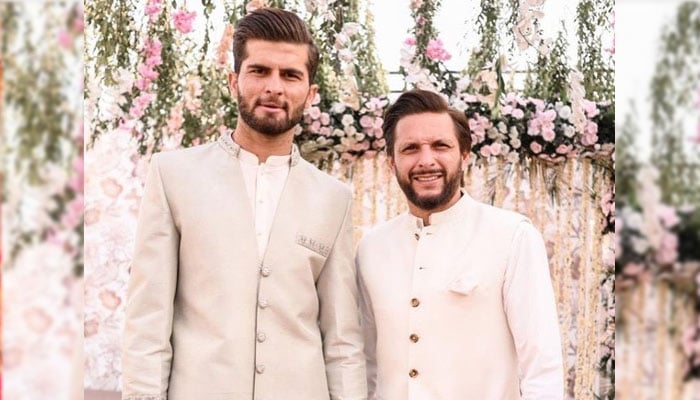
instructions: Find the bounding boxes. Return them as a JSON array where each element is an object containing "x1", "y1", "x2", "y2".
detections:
[
  {"x1": 82, "y1": 0, "x2": 616, "y2": 398},
  {"x1": 1, "y1": 3, "x2": 84, "y2": 399},
  {"x1": 1, "y1": 0, "x2": 616, "y2": 398},
  {"x1": 615, "y1": 2, "x2": 700, "y2": 398}
]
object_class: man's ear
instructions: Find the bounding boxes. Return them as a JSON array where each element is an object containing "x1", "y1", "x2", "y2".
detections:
[
  {"x1": 388, "y1": 155, "x2": 396, "y2": 174},
  {"x1": 228, "y1": 72, "x2": 238, "y2": 99},
  {"x1": 306, "y1": 84, "x2": 319, "y2": 109},
  {"x1": 461, "y1": 151, "x2": 470, "y2": 170}
]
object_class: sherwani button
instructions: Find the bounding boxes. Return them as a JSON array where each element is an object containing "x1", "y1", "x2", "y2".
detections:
[
  {"x1": 261, "y1": 267, "x2": 271, "y2": 277},
  {"x1": 409, "y1": 334, "x2": 419, "y2": 343},
  {"x1": 257, "y1": 332, "x2": 267, "y2": 342},
  {"x1": 258, "y1": 299, "x2": 269, "y2": 309},
  {"x1": 409, "y1": 369, "x2": 419, "y2": 378},
  {"x1": 256, "y1": 364, "x2": 266, "y2": 374},
  {"x1": 410, "y1": 298, "x2": 420, "y2": 307}
]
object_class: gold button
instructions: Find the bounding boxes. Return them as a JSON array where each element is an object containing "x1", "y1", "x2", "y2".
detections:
[
  {"x1": 409, "y1": 369, "x2": 419, "y2": 378},
  {"x1": 409, "y1": 334, "x2": 419, "y2": 343},
  {"x1": 410, "y1": 298, "x2": 420, "y2": 307}
]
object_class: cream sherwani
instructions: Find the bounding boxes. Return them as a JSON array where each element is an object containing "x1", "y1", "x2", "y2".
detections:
[
  {"x1": 122, "y1": 134, "x2": 367, "y2": 400},
  {"x1": 356, "y1": 192, "x2": 563, "y2": 399}
]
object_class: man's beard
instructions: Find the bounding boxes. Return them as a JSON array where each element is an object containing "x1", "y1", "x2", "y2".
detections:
[
  {"x1": 237, "y1": 95, "x2": 305, "y2": 136},
  {"x1": 396, "y1": 166, "x2": 463, "y2": 211}
]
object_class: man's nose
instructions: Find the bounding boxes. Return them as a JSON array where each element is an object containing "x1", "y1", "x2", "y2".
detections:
[
  {"x1": 264, "y1": 73, "x2": 284, "y2": 95},
  {"x1": 416, "y1": 147, "x2": 437, "y2": 167}
]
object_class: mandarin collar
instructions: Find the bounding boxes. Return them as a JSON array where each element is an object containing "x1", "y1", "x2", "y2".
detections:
[
  {"x1": 406, "y1": 190, "x2": 474, "y2": 231},
  {"x1": 218, "y1": 132, "x2": 300, "y2": 166}
]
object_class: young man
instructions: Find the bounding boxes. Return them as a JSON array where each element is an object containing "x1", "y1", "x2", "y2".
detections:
[
  {"x1": 356, "y1": 89, "x2": 563, "y2": 399},
  {"x1": 122, "y1": 9, "x2": 367, "y2": 400}
]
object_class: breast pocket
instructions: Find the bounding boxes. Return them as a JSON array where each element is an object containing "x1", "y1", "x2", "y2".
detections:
[
  {"x1": 447, "y1": 273, "x2": 480, "y2": 296},
  {"x1": 295, "y1": 232, "x2": 330, "y2": 281}
]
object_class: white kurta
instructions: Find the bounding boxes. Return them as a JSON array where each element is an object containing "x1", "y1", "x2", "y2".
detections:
[{"x1": 356, "y1": 192, "x2": 563, "y2": 400}]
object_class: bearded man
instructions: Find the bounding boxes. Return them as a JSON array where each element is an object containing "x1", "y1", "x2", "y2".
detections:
[
  {"x1": 122, "y1": 8, "x2": 366, "y2": 400},
  {"x1": 356, "y1": 89, "x2": 563, "y2": 399}
]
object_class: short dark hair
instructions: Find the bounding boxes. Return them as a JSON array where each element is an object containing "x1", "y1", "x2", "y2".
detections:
[
  {"x1": 382, "y1": 89, "x2": 472, "y2": 157},
  {"x1": 232, "y1": 8, "x2": 320, "y2": 82}
]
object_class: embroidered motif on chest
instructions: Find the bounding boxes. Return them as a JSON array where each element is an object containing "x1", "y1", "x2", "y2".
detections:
[{"x1": 296, "y1": 233, "x2": 331, "y2": 257}]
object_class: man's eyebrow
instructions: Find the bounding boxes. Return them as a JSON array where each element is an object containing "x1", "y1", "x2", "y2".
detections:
[
  {"x1": 246, "y1": 63, "x2": 269, "y2": 70},
  {"x1": 281, "y1": 67, "x2": 305, "y2": 76}
]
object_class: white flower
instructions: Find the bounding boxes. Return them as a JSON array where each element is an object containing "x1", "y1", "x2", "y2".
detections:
[
  {"x1": 563, "y1": 125, "x2": 575, "y2": 138},
  {"x1": 338, "y1": 48, "x2": 354, "y2": 63},
  {"x1": 497, "y1": 121, "x2": 507, "y2": 134},
  {"x1": 509, "y1": 126, "x2": 519, "y2": 137},
  {"x1": 558, "y1": 105, "x2": 572, "y2": 120},
  {"x1": 510, "y1": 138, "x2": 521, "y2": 149},
  {"x1": 631, "y1": 235, "x2": 650, "y2": 255},
  {"x1": 342, "y1": 22, "x2": 361, "y2": 36},
  {"x1": 334, "y1": 32, "x2": 349, "y2": 49},
  {"x1": 341, "y1": 114, "x2": 354, "y2": 127},
  {"x1": 506, "y1": 151, "x2": 520, "y2": 163},
  {"x1": 331, "y1": 102, "x2": 347, "y2": 114}
]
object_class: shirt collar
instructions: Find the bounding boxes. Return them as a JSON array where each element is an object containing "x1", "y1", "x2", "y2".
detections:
[
  {"x1": 218, "y1": 132, "x2": 300, "y2": 166},
  {"x1": 407, "y1": 189, "x2": 474, "y2": 230}
]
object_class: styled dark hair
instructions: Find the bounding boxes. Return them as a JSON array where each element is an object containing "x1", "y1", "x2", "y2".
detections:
[
  {"x1": 232, "y1": 8, "x2": 320, "y2": 82},
  {"x1": 382, "y1": 89, "x2": 472, "y2": 157}
]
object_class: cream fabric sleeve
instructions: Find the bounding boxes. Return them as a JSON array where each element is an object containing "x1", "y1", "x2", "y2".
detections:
[
  {"x1": 316, "y1": 195, "x2": 368, "y2": 400},
  {"x1": 503, "y1": 221, "x2": 564, "y2": 400},
  {"x1": 122, "y1": 154, "x2": 179, "y2": 400}
]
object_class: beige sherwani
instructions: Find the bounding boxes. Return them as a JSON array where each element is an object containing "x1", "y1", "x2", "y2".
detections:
[{"x1": 122, "y1": 134, "x2": 367, "y2": 400}]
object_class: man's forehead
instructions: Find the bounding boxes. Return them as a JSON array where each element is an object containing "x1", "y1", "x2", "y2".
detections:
[{"x1": 395, "y1": 114, "x2": 458, "y2": 142}]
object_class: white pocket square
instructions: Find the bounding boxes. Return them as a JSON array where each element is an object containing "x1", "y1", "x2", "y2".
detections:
[{"x1": 448, "y1": 276, "x2": 479, "y2": 296}]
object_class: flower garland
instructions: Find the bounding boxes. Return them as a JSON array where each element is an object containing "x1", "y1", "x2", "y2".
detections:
[{"x1": 3, "y1": 3, "x2": 85, "y2": 276}]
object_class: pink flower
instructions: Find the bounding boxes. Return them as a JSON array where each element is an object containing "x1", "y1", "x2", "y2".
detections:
[
  {"x1": 167, "y1": 105, "x2": 184, "y2": 133},
  {"x1": 511, "y1": 108, "x2": 524, "y2": 119},
  {"x1": 480, "y1": 146, "x2": 492, "y2": 157},
  {"x1": 129, "y1": 92, "x2": 155, "y2": 119},
  {"x1": 173, "y1": 10, "x2": 197, "y2": 34},
  {"x1": 145, "y1": 0, "x2": 162, "y2": 21},
  {"x1": 217, "y1": 24, "x2": 235, "y2": 67},
  {"x1": 58, "y1": 29, "x2": 72, "y2": 49},
  {"x1": 655, "y1": 231, "x2": 678, "y2": 265},
  {"x1": 489, "y1": 142, "x2": 502, "y2": 156},
  {"x1": 320, "y1": 113, "x2": 331, "y2": 125},
  {"x1": 541, "y1": 126, "x2": 556, "y2": 142},
  {"x1": 404, "y1": 37, "x2": 417, "y2": 46},
  {"x1": 360, "y1": 115, "x2": 374, "y2": 128},
  {"x1": 556, "y1": 144, "x2": 572, "y2": 155},
  {"x1": 581, "y1": 131, "x2": 598, "y2": 146},
  {"x1": 600, "y1": 191, "x2": 614, "y2": 216},
  {"x1": 529, "y1": 142, "x2": 542, "y2": 154},
  {"x1": 585, "y1": 121, "x2": 598, "y2": 135},
  {"x1": 657, "y1": 204, "x2": 679, "y2": 228},
  {"x1": 73, "y1": 11, "x2": 85, "y2": 33},
  {"x1": 623, "y1": 262, "x2": 644, "y2": 276},
  {"x1": 692, "y1": 120, "x2": 700, "y2": 144},
  {"x1": 138, "y1": 63, "x2": 159, "y2": 81},
  {"x1": 426, "y1": 39, "x2": 451, "y2": 62},
  {"x1": 582, "y1": 99, "x2": 599, "y2": 118},
  {"x1": 61, "y1": 196, "x2": 84, "y2": 229},
  {"x1": 307, "y1": 106, "x2": 321, "y2": 120},
  {"x1": 246, "y1": 0, "x2": 268, "y2": 13}
]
